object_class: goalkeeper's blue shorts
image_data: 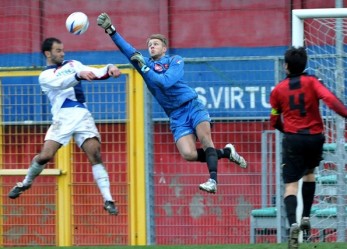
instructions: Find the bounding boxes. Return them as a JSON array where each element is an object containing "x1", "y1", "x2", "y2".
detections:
[{"x1": 169, "y1": 98, "x2": 211, "y2": 143}]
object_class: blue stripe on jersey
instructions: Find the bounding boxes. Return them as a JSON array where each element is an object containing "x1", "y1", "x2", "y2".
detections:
[{"x1": 74, "y1": 82, "x2": 86, "y2": 103}]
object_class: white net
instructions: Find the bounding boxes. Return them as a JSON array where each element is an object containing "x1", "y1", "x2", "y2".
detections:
[{"x1": 303, "y1": 16, "x2": 347, "y2": 242}]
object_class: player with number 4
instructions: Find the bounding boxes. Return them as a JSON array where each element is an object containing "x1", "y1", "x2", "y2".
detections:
[
  {"x1": 270, "y1": 46, "x2": 347, "y2": 249},
  {"x1": 97, "y1": 12, "x2": 247, "y2": 194}
]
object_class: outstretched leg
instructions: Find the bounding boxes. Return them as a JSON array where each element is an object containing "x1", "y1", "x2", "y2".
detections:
[
  {"x1": 176, "y1": 128, "x2": 218, "y2": 194},
  {"x1": 82, "y1": 137, "x2": 118, "y2": 215},
  {"x1": 196, "y1": 144, "x2": 247, "y2": 168},
  {"x1": 8, "y1": 140, "x2": 61, "y2": 199},
  {"x1": 196, "y1": 121, "x2": 218, "y2": 193}
]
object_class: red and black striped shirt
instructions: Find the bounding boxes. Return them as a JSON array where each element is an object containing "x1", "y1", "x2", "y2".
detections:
[{"x1": 270, "y1": 73, "x2": 347, "y2": 134}]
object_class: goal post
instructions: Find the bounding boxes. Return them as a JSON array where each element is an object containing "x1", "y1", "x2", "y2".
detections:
[
  {"x1": 292, "y1": 8, "x2": 347, "y2": 46},
  {"x1": 291, "y1": 8, "x2": 347, "y2": 242}
]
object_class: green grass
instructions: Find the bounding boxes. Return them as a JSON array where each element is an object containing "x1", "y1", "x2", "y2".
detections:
[{"x1": 5, "y1": 243, "x2": 347, "y2": 249}]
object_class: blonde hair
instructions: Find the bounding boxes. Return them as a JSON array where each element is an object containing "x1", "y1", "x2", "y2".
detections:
[{"x1": 146, "y1": 34, "x2": 168, "y2": 47}]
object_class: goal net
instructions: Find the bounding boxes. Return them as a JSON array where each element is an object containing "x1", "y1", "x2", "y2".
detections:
[{"x1": 292, "y1": 8, "x2": 347, "y2": 242}]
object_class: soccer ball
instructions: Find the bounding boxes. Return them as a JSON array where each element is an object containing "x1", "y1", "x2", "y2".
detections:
[{"x1": 65, "y1": 12, "x2": 89, "y2": 35}]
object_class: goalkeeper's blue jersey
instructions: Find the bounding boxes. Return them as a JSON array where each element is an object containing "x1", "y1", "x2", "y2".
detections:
[{"x1": 111, "y1": 33, "x2": 198, "y2": 116}]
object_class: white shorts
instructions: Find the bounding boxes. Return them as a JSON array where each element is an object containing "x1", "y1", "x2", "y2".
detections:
[{"x1": 45, "y1": 107, "x2": 101, "y2": 147}]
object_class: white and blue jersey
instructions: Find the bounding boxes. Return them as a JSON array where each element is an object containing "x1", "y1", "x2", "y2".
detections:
[
  {"x1": 39, "y1": 60, "x2": 111, "y2": 117},
  {"x1": 110, "y1": 33, "x2": 211, "y2": 142},
  {"x1": 39, "y1": 60, "x2": 111, "y2": 146}
]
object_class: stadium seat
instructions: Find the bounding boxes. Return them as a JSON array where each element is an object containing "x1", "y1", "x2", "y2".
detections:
[
  {"x1": 250, "y1": 206, "x2": 347, "y2": 243},
  {"x1": 250, "y1": 207, "x2": 288, "y2": 243}
]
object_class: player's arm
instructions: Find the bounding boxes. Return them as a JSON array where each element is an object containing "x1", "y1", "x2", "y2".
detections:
[
  {"x1": 130, "y1": 53, "x2": 184, "y2": 89},
  {"x1": 269, "y1": 90, "x2": 284, "y2": 132},
  {"x1": 107, "y1": 65, "x2": 122, "y2": 78},
  {"x1": 270, "y1": 108, "x2": 284, "y2": 132},
  {"x1": 129, "y1": 52, "x2": 150, "y2": 74},
  {"x1": 144, "y1": 56, "x2": 184, "y2": 89},
  {"x1": 315, "y1": 79, "x2": 347, "y2": 118},
  {"x1": 39, "y1": 69, "x2": 81, "y2": 90},
  {"x1": 97, "y1": 13, "x2": 139, "y2": 61},
  {"x1": 81, "y1": 64, "x2": 122, "y2": 79},
  {"x1": 97, "y1": 13, "x2": 152, "y2": 75}
]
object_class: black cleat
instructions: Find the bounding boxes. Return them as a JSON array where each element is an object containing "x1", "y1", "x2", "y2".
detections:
[
  {"x1": 8, "y1": 182, "x2": 31, "y2": 199},
  {"x1": 104, "y1": 200, "x2": 119, "y2": 215}
]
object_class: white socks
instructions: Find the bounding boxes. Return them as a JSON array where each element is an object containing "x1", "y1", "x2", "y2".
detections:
[
  {"x1": 92, "y1": 164, "x2": 113, "y2": 201},
  {"x1": 23, "y1": 159, "x2": 45, "y2": 186},
  {"x1": 23, "y1": 161, "x2": 113, "y2": 202}
]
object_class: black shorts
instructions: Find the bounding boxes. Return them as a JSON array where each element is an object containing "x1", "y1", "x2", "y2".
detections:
[{"x1": 282, "y1": 133, "x2": 325, "y2": 184}]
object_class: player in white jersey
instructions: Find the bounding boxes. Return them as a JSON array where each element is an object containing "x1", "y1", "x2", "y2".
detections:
[{"x1": 8, "y1": 37, "x2": 121, "y2": 215}]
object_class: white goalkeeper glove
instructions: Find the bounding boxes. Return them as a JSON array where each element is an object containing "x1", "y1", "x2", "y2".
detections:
[
  {"x1": 97, "y1": 12, "x2": 116, "y2": 35},
  {"x1": 130, "y1": 52, "x2": 149, "y2": 73}
]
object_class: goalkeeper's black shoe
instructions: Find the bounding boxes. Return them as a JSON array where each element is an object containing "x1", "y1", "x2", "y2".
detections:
[
  {"x1": 104, "y1": 200, "x2": 119, "y2": 215},
  {"x1": 8, "y1": 182, "x2": 31, "y2": 199},
  {"x1": 300, "y1": 217, "x2": 311, "y2": 242}
]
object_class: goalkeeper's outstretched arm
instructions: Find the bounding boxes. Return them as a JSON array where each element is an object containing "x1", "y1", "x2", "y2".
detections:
[{"x1": 97, "y1": 12, "x2": 146, "y2": 72}]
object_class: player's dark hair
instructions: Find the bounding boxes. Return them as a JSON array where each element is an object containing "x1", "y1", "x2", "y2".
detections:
[
  {"x1": 284, "y1": 46, "x2": 307, "y2": 74},
  {"x1": 41, "y1": 37, "x2": 62, "y2": 55},
  {"x1": 147, "y1": 34, "x2": 168, "y2": 47}
]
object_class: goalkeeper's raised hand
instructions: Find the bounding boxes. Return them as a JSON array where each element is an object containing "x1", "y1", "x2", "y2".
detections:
[
  {"x1": 97, "y1": 13, "x2": 116, "y2": 35},
  {"x1": 130, "y1": 52, "x2": 149, "y2": 73}
]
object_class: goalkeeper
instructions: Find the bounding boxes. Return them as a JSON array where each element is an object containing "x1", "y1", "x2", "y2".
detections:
[
  {"x1": 97, "y1": 13, "x2": 247, "y2": 194},
  {"x1": 270, "y1": 46, "x2": 347, "y2": 249}
]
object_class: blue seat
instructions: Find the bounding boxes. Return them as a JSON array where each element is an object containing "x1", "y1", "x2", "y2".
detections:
[
  {"x1": 322, "y1": 143, "x2": 347, "y2": 152},
  {"x1": 250, "y1": 205, "x2": 343, "y2": 243},
  {"x1": 315, "y1": 207, "x2": 347, "y2": 217},
  {"x1": 316, "y1": 174, "x2": 347, "y2": 184},
  {"x1": 251, "y1": 207, "x2": 277, "y2": 217}
]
